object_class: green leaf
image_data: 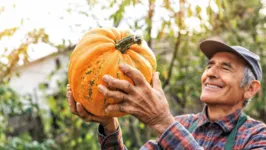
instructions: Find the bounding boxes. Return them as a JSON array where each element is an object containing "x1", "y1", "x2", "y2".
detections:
[
  {"x1": 230, "y1": 20, "x2": 237, "y2": 29},
  {"x1": 216, "y1": 0, "x2": 224, "y2": 19},
  {"x1": 139, "y1": 123, "x2": 145, "y2": 129},
  {"x1": 196, "y1": 6, "x2": 201, "y2": 14},
  {"x1": 70, "y1": 140, "x2": 76, "y2": 147},
  {"x1": 207, "y1": 6, "x2": 212, "y2": 19},
  {"x1": 223, "y1": 0, "x2": 228, "y2": 8},
  {"x1": 187, "y1": 7, "x2": 193, "y2": 17}
]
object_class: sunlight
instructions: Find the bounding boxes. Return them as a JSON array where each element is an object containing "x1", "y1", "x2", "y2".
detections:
[
  {"x1": 0, "y1": 0, "x2": 84, "y2": 61},
  {"x1": 0, "y1": 0, "x2": 265, "y2": 62}
]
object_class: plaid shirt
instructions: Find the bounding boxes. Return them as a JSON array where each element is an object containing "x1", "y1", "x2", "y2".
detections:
[{"x1": 98, "y1": 107, "x2": 266, "y2": 150}]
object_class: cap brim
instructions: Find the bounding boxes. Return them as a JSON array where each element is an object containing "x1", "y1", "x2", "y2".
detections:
[{"x1": 200, "y1": 40, "x2": 241, "y2": 59}]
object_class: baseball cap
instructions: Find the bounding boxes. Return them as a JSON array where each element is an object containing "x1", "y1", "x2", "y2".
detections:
[{"x1": 199, "y1": 40, "x2": 262, "y2": 80}]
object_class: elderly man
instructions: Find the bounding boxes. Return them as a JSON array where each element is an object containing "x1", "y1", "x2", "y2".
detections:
[{"x1": 66, "y1": 40, "x2": 266, "y2": 149}]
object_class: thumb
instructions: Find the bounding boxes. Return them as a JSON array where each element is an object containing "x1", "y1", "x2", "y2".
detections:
[{"x1": 152, "y1": 72, "x2": 162, "y2": 91}]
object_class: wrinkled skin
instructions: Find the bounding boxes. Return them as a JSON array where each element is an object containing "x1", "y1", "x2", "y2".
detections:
[{"x1": 98, "y1": 64, "x2": 175, "y2": 135}]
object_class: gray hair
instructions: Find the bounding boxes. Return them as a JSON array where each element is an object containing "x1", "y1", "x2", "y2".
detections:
[{"x1": 240, "y1": 66, "x2": 256, "y2": 107}]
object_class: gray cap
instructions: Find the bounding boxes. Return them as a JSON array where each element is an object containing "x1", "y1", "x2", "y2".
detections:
[{"x1": 200, "y1": 40, "x2": 262, "y2": 80}]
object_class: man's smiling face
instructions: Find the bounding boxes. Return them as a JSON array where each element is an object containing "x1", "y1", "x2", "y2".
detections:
[{"x1": 200, "y1": 52, "x2": 247, "y2": 106}]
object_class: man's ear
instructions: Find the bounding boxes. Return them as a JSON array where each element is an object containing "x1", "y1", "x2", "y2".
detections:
[{"x1": 244, "y1": 80, "x2": 261, "y2": 99}]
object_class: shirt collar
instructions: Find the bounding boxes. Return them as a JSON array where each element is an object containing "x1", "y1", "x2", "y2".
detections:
[{"x1": 198, "y1": 105, "x2": 242, "y2": 133}]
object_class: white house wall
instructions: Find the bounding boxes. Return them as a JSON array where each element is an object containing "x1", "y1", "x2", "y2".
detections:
[{"x1": 9, "y1": 52, "x2": 70, "y2": 109}]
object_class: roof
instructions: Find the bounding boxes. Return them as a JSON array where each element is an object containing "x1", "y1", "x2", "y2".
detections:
[{"x1": 13, "y1": 45, "x2": 75, "y2": 70}]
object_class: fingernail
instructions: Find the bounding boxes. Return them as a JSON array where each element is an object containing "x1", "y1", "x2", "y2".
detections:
[
  {"x1": 119, "y1": 64, "x2": 127, "y2": 71},
  {"x1": 157, "y1": 72, "x2": 160, "y2": 77},
  {"x1": 67, "y1": 91, "x2": 70, "y2": 97},
  {"x1": 98, "y1": 85, "x2": 104, "y2": 92},
  {"x1": 102, "y1": 75, "x2": 109, "y2": 82}
]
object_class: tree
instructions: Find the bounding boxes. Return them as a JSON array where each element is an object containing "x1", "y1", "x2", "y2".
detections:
[{"x1": 1, "y1": 0, "x2": 265, "y2": 149}]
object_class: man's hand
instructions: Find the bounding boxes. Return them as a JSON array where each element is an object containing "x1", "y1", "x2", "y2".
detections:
[
  {"x1": 66, "y1": 84, "x2": 118, "y2": 135},
  {"x1": 98, "y1": 64, "x2": 175, "y2": 135}
]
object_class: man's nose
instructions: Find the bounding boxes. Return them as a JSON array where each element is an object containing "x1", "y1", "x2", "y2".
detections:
[{"x1": 206, "y1": 66, "x2": 219, "y2": 79}]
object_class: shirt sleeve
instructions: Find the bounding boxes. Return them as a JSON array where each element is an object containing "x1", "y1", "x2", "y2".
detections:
[
  {"x1": 141, "y1": 121, "x2": 204, "y2": 150},
  {"x1": 243, "y1": 124, "x2": 266, "y2": 150},
  {"x1": 98, "y1": 125, "x2": 127, "y2": 150}
]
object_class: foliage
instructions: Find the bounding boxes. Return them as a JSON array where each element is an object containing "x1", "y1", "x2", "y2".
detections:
[
  {"x1": 0, "y1": 136, "x2": 58, "y2": 150},
  {"x1": 0, "y1": 84, "x2": 22, "y2": 116},
  {"x1": 0, "y1": 28, "x2": 50, "y2": 84},
  {"x1": 0, "y1": 0, "x2": 266, "y2": 149},
  {"x1": 40, "y1": 75, "x2": 100, "y2": 149},
  {"x1": 0, "y1": 84, "x2": 58, "y2": 149}
]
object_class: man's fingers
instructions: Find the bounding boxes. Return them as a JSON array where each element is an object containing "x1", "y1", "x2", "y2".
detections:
[
  {"x1": 105, "y1": 103, "x2": 135, "y2": 115},
  {"x1": 105, "y1": 104, "x2": 123, "y2": 113},
  {"x1": 98, "y1": 84, "x2": 130, "y2": 104},
  {"x1": 67, "y1": 91, "x2": 78, "y2": 114},
  {"x1": 76, "y1": 103, "x2": 97, "y2": 122},
  {"x1": 76, "y1": 103, "x2": 110, "y2": 123},
  {"x1": 66, "y1": 84, "x2": 70, "y2": 97},
  {"x1": 76, "y1": 103, "x2": 92, "y2": 120},
  {"x1": 66, "y1": 85, "x2": 114, "y2": 125},
  {"x1": 102, "y1": 75, "x2": 136, "y2": 94},
  {"x1": 119, "y1": 64, "x2": 147, "y2": 86},
  {"x1": 152, "y1": 72, "x2": 163, "y2": 93}
]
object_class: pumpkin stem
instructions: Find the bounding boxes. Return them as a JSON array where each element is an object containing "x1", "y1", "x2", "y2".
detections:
[{"x1": 115, "y1": 35, "x2": 142, "y2": 53}]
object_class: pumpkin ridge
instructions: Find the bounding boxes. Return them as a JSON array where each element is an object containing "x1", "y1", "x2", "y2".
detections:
[
  {"x1": 120, "y1": 30, "x2": 132, "y2": 39},
  {"x1": 84, "y1": 28, "x2": 116, "y2": 40},
  {"x1": 101, "y1": 51, "x2": 127, "y2": 117},
  {"x1": 69, "y1": 43, "x2": 113, "y2": 83},
  {"x1": 77, "y1": 34, "x2": 114, "y2": 50},
  {"x1": 69, "y1": 43, "x2": 115, "y2": 97},
  {"x1": 109, "y1": 27, "x2": 121, "y2": 41},
  {"x1": 69, "y1": 36, "x2": 114, "y2": 74},
  {"x1": 75, "y1": 51, "x2": 113, "y2": 116},
  {"x1": 79, "y1": 50, "x2": 124, "y2": 116},
  {"x1": 127, "y1": 50, "x2": 153, "y2": 83},
  {"x1": 72, "y1": 36, "x2": 114, "y2": 58},
  {"x1": 130, "y1": 44, "x2": 157, "y2": 72},
  {"x1": 117, "y1": 54, "x2": 135, "y2": 85}
]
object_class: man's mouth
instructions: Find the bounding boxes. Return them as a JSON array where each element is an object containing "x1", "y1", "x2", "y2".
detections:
[{"x1": 205, "y1": 84, "x2": 223, "y2": 89}]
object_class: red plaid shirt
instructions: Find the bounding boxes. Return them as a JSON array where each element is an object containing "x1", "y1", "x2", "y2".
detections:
[{"x1": 98, "y1": 107, "x2": 266, "y2": 149}]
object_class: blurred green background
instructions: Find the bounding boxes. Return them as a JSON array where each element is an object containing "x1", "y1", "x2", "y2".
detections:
[{"x1": 0, "y1": 0, "x2": 265, "y2": 149}]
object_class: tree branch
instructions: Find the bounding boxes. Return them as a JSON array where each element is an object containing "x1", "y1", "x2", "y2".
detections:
[
  {"x1": 163, "y1": 31, "x2": 182, "y2": 89},
  {"x1": 162, "y1": 0, "x2": 184, "y2": 89}
]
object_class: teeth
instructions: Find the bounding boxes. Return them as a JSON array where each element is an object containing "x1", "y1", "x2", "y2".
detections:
[{"x1": 206, "y1": 84, "x2": 220, "y2": 89}]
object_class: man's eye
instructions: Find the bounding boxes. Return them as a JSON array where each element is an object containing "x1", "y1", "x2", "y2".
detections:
[{"x1": 222, "y1": 67, "x2": 229, "y2": 70}]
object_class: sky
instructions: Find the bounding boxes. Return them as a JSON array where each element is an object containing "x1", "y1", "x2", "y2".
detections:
[
  {"x1": 0, "y1": 0, "x2": 155, "y2": 63},
  {"x1": 0, "y1": 0, "x2": 265, "y2": 64},
  {"x1": 0, "y1": 0, "x2": 94, "y2": 62}
]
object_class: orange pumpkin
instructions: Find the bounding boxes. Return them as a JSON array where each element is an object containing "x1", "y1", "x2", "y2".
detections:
[{"x1": 68, "y1": 27, "x2": 157, "y2": 117}]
